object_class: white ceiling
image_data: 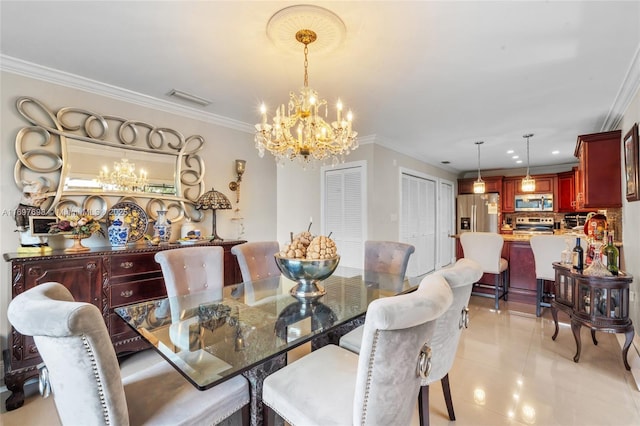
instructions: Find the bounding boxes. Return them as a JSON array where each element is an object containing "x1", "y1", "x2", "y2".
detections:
[{"x1": 1, "y1": 1, "x2": 639, "y2": 174}]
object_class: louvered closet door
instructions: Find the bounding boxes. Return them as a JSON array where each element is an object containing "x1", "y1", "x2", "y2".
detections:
[
  {"x1": 439, "y1": 179, "x2": 455, "y2": 267},
  {"x1": 323, "y1": 164, "x2": 366, "y2": 269},
  {"x1": 401, "y1": 172, "x2": 437, "y2": 277}
]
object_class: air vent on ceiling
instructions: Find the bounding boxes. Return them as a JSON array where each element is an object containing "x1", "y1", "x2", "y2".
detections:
[{"x1": 166, "y1": 89, "x2": 212, "y2": 107}]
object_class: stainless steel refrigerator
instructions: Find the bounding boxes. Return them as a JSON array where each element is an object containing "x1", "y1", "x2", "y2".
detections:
[{"x1": 457, "y1": 193, "x2": 500, "y2": 233}]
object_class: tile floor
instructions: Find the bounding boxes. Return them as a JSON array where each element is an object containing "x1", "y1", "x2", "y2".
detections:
[{"x1": 2, "y1": 296, "x2": 639, "y2": 425}]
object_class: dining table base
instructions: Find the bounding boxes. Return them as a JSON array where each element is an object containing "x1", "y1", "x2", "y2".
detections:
[{"x1": 242, "y1": 353, "x2": 287, "y2": 426}]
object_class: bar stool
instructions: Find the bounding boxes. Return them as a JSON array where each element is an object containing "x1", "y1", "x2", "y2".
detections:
[
  {"x1": 529, "y1": 235, "x2": 568, "y2": 317},
  {"x1": 460, "y1": 232, "x2": 508, "y2": 310}
]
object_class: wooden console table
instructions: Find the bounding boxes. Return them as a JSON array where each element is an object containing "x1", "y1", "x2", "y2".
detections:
[
  {"x1": 551, "y1": 262, "x2": 634, "y2": 370},
  {"x1": 2, "y1": 240, "x2": 246, "y2": 411}
]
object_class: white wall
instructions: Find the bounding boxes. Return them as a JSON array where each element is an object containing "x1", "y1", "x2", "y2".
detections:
[
  {"x1": 0, "y1": 71, "x2": 278, "y2": 354},
  {"x1": 620, "y1": 87, "x2": 640, "y2": 330}
]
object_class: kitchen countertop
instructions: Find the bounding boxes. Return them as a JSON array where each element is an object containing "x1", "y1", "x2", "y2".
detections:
[{"x1": 452, "y1": 232, "x2": 622, "y2": 246}]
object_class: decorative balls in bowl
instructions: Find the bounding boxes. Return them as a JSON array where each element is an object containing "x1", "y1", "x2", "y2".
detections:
[{"x1": 274, "y1": 254, "x2": 340, "y2": 300}]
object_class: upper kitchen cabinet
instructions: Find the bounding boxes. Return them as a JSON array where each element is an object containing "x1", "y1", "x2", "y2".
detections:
[
  {"x1": 458, "y1": 176, "x2": 503, "y2": 194},
  {"x1": 502, "y1": 177, "x2": 517, "y2": 212},
  {"x1": 574, "y1": 130, "x2": 622, "y2": 210},
  {"x1": 557, "y1": 169, "x2": 576, "y2": 212}
]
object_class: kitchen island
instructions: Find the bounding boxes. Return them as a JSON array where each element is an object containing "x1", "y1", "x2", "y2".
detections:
[{"x1": 454, "y1": 232, "x2": 587, "y2": 307}]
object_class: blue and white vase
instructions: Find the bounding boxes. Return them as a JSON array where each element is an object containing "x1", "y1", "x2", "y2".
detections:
[
  {"x1": 108, "y1": 208, "x2": 130, "y2": 247},
  {"x1": 153, "y1": 210, "x2": 172, "y2": 242}
]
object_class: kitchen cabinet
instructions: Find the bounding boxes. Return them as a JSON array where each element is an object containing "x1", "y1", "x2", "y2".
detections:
[
  {"x1": 458, "y1": 176, "x2": 503, "y2": 195},
  {"x1": 512, "y1": 175, "x2": 555, "y2": 195},
  {"x1": 557, "y1": 170, "x2": 576, "y2": 212},
  {"x1": 574, "y1": 130, "x2": 622, "y2": 209},
  {"x1": 2, "y1": 240, "x2": 245, "y2": 411},
  {"x1": 502, "y1": 178, "x2": 516, "y2": 212}
]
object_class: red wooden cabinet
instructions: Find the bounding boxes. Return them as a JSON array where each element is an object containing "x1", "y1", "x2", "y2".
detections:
[
  {"x1": 574, "y1": 130, "x2": 622, "y2": 209},
  {"x1": 557, "y1": 170, "x2": 576, "y2": 212}
]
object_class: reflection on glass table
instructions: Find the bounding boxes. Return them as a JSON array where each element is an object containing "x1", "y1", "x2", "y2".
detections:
[{"x1": 115, "y1": 270, "x2": 420, "y2": 390}]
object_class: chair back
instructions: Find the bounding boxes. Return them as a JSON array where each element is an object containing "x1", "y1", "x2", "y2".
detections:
[
  {"x1": 529, "y1": 235, "x2": 568, "y2": 281},
  {"x1": 7, "y1": 282, "x2": 130, "y2": 425},
  {"x1": 353, "y1": 273, "x2": 452, "y2": 425},
  {"x1": 155, "y1": 246, "x2": 224, "y2": 298},
  {"x1": 425, "y1": 258, "x2": 483, "y2": 384},
  {"x1": 231, "y1": 241, "x2": 280, "y2": 282},
  {"x1": 460, "y1": 232, "x2": 504, "y2": 274},
  {"x1": 364, "y1": 240, "x2": 415, "y2": 276}
]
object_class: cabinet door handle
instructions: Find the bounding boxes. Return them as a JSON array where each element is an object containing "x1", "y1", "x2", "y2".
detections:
[
  {"x1": 120, "y1": 262, "x2": 134, "y2": 269},
  {"x1": 120, "y1": 290, "x2": 134, "y2": 298}
]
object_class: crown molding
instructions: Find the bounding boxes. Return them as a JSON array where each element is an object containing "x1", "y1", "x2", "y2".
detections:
[
  {"x1": 0, "y1": 55, "x2": 254, "y2": 134},
  {"x1": 601, "y1": 44, "x2": 640, "y2": 131}
]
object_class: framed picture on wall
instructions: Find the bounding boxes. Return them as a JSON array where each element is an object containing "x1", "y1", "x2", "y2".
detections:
[
  {"x1": 624, "y1": 122, "x2": 639, "y2": 202},
  {"x1": 29, "y1": 216, "x2": 58, "y2": 237}
]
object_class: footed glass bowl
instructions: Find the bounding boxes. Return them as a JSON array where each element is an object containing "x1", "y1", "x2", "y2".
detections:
[{"x1": 274, "y1": 254, "x2": 340, "y2": 300}]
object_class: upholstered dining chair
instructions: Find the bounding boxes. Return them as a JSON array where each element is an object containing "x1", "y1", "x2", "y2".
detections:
[
  {"x1": 7, "y1": 282, "x2": 250, "y2": 426},
  {"x1": 529, "y1": 235, "x2": 569, "y2": 317},
  {"x1": 231, "y1": 241, "x2": 280, "y2": 282},
  {"x1": 339, "y1": 258, "x2": 483, "y2": 426},
  {"x1": 460, "y1": 232, "x2": 508, "y2": 310},
  {"x1": 364, "y1": 240, "x2": 415, "y2": 277},
  {"x1": 155, "y1": 246, "x2": 224, "y2": 319},
  {"x1": 262, "y1": 272, "x2": 453, "y2": 426}
]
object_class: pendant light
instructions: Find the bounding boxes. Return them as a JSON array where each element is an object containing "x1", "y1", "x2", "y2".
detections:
[
  {"x1": 473, "y1": 141, "x2": 486, "y2": 194},
  {"x1": 521, "y1": 133, "x2": 535, "y2": 192}
]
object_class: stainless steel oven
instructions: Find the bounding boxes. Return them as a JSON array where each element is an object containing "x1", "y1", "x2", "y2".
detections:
[{"x1": 514, "y1": 193, "x2": 553, "y2": 212}]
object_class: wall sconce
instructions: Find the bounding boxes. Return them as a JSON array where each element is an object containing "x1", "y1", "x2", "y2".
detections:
[{"x1": 228, "y1": 159, "x2": 246, "y2": 203}]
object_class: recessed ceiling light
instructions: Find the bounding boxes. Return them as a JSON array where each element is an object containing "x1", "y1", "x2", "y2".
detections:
[
  {"x1": 507, "y1": 150, "x2": 514, "y2": 154},
  {"x1": 512, "y1": 155, "x2": 519, "y2": 159},
  {"x1": 552, "y1": 150, "x2": 560, "y2": 154},
  {"x1": 516, "y1": 160, "x2": 523, "y2": 164}
]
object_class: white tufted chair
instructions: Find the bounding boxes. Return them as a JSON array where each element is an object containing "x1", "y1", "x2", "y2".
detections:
[
  {"x1": 231, "y1": 241, "x2": 281, "y2": 282},
  {"x1": 340, "y1": 259, "x2": 483, "y2": 426},
  {"x1": 460, "y1": 232, "x2": 508, "y2": 310},
  {"x1": 262, "y1": 273, "x2": 453, "y2": 426},
  {"x1": 7, "y1": 282, "x2": 250, "y2": 426},
  {"x1": 364, "y1": 240, "x2": 415, "y2": 276},
  {"x1": 529, "y1": 235, "x2": 569, "y2": 317},
  {"x1": 155, "y1": 246, "x2": 224, "y2": 320}
]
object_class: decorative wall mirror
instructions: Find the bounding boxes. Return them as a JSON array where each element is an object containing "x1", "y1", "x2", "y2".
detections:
[{"x1": 13, "y1": 96, "x2": 206, "y2": 224}]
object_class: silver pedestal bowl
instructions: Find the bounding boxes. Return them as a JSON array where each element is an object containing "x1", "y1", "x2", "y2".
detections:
[{"x1": 274, "y1": 254, "x2": 340, "y2": 301}]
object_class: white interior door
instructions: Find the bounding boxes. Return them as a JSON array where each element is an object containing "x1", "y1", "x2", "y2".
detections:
[
  {"x1": 438, "y1": 179, "x2": 455, "y2": 267},
  {"x1": 401, "y1": 171, "x2": 437, "y2": 277},
  {"x1": 322, "y1": 162, "x2": 366, "y2": 269}
]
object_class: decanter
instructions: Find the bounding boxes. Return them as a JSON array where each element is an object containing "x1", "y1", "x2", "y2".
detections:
[{"x1": 582, "y1": 242, "x2": 611, "y2": 277}]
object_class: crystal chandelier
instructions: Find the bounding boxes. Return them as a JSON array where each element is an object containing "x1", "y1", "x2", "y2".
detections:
[
  {"x1": 255, "y1": 29, "x2": 358, "y2": 166},
  {"x1": 521, "y1": 133, "x2": 535, "y2": 192},
  {"x1": 96, "y1": 158, "x2": 148, "y2": 192},
  {"x1": 473, "y1": 141, "x2": 486, "y2": 194}
]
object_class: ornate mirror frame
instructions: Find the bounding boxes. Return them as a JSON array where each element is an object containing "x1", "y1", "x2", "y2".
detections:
[{"x1": 13, "y1": 96, "x2": 206, "y2": 223}]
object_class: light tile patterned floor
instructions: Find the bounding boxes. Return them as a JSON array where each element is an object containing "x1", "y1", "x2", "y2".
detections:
[{"x1": 2, "y1": 296, "x2": 639, "y2": 425}]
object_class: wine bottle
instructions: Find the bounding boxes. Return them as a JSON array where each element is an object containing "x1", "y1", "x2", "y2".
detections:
[
  {"x1": 572, "y1": 237, "x2": 584, "y2": 273},
  {"x1": 603, "y1": 233, "x2": 619, "y2": 276}
]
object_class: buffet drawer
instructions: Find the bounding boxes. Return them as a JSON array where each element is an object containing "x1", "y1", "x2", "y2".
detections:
[
  {"x1": 110, "y1": 277, "x2": 167, "y2": 307},
  {"x1": 111, "y1": 253, "x2": 160, "y2": 277}
]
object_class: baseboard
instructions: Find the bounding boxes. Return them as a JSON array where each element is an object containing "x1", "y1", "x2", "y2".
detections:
[{"x1": 615, "y1": 332, "x2": 640, "y2": 391}]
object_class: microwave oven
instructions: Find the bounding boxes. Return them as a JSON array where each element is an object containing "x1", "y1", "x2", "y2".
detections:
[{"x1": 514, "y1": 193, "x2": 553, "y2": 212}]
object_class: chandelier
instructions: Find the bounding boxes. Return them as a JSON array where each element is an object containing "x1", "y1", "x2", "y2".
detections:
[
  {"x1": 255, "y1": 28, "x2": 358, "y2": 166},
  {"x1": 473, "y1": 141, "x2": 485, "y2": 194},
  {"x1": 521, "y1": 133, "x2": 535, "y2": 192},
  {"x1": 96, "y1": 158, "x2": 148, "y2": 192}
]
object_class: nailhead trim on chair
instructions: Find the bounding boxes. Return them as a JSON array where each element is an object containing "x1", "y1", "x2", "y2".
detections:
[
  {"x1": 361, "y1": 329, "x2": 381, "y2": 425},
  {"x1": 82, "y1": 335, "x2": 112, "y2": 425}
]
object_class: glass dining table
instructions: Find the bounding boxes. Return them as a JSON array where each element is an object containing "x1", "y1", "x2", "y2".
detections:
[{"x1": 115, "y1": 267, "x2": 421, "y2": 425}]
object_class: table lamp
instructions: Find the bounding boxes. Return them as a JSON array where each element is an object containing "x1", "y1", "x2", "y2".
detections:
[{"x1": 195, "y1": 188, "x2": 232, "y2": 242}]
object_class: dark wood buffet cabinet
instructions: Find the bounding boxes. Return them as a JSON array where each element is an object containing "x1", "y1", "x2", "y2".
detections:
[
  {"x1": 551, "y1": 263, "x2": 633, "y2": 370},
  {"x1": 2, "y1": 240, "x2": 246, "y2": 410}
]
